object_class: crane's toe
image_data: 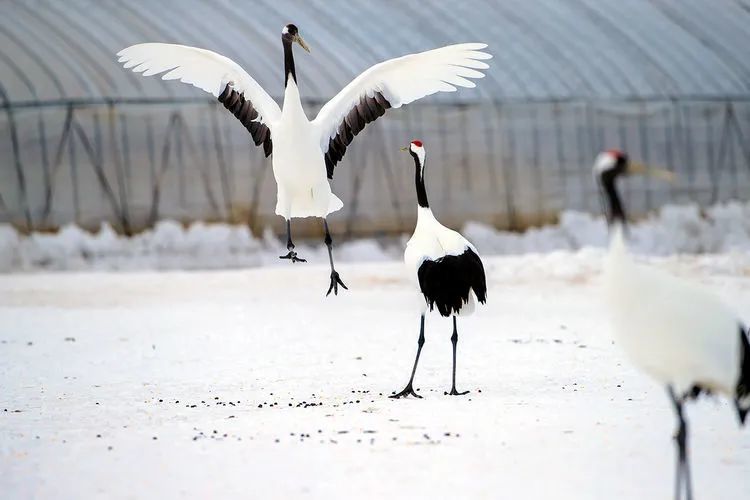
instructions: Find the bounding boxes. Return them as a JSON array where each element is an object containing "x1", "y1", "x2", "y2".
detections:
[
  {"x1": 445, "y1": 388, "x2": 470, "y2": 396},
  {"x1": 390, "y1": 385, "x2": 422, "y2": 399},
  {"x1": 279, "y1": 250, "x2": 306, "y2": 263},
  {"x1": 326, "y1": 271, "x2": 348, "y2": 296}
]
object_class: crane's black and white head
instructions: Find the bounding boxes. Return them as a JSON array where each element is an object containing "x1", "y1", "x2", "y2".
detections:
[
  {"x1": 407, "y1": 139, "x2": 425, "y2": 167},
  {"x1": 594, "y1": 149, "x2": 675, "y2": 184},
  {"x1": 593, "y1": 149, "x2": 675, "y2": 226},
  {"x1": 282, "y1": 24, "x2": 310, "y2": 53},
  {"x1": 593, "y1": 149, "x2": 628, "y2": 184}
]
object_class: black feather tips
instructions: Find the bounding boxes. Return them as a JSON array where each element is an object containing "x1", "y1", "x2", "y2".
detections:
[
  {"x1": 218, "y1": 83, "x2": 273, "y2": 157},
  {"x1": 417, "y1": 248, "x2": 487, "y2": 317},
  {"x1": 324, "y1": 91, "x2": 391, "y2": 179},
  {"x1": 736, "y1": 324, "x2": 750, "y2": 426}
]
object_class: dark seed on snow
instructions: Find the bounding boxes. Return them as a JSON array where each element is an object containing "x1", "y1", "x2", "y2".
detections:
[{"x1": 152, "y1": 436, "x2": 157, "y2": 440}]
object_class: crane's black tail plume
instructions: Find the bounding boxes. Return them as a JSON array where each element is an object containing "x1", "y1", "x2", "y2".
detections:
[{"x1": 736, "y1": 324, "x2": 750, "y2": 426}]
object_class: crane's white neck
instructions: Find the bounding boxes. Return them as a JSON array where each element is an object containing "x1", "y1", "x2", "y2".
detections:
[
  {"x1": 607, "y1": 222, "x2": 629, "y2": 260},
  {"x1": 415, "y1": 206, "x2": 438, "y2": 232},
  {"x1": 282, "y1": 78, "x2": 306, "y2": 118}
]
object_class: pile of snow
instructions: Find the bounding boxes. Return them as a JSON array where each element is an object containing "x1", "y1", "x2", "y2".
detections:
[
  {"x1": 0, "y1": 201, "x2": 748, "y2": 272},
  {"x1": 463, "y1": 201, "x2": 750, "y2": 256},
  {"x1": 0, "y1": 220, "x2": 400, "y2": 272}
]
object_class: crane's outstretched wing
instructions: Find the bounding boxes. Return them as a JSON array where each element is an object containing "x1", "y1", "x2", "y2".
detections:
[
  {"x1": 117, "y1": 43, "x2": 280, "y2": 156},
  {"x1": 313, "y1": 43, "x2": 491, "y2": 179}
]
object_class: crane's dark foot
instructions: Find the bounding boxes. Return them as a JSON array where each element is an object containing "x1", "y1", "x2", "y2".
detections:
[
  {"x1": 279, "y1": 250, "x2": 306, "y2": 263},
  {"x1": 445, "y1": 388, "x2": 469, "y2": 396},
  {"x1": 326, "y1": 270, "x2": 348, "y2": 296},
  {"x1": 390, "y1": 385, "x2": 422, "y2": 399}
]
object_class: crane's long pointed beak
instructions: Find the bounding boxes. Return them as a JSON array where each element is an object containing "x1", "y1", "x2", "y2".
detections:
[
  {"x1": 400, "y1": 147, "x2": 409, "y2": 152},
  {"x1": 629, "y1": 162, "x2": 676, "y2": 182},
  {"x1": 295, "y1": 35, "x2": 311, "y2": 53}
]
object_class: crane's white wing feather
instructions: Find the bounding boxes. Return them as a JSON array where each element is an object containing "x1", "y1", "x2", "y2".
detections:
[
  {"x1": 313, "y1": 43, "x2": 491, "y2": 178},
  {"x1": 117, "y1": 43, "x2": 280, "y2": 119},
  {"x1": 117, "y1": 43, "x2": 280, "y2": 156}
]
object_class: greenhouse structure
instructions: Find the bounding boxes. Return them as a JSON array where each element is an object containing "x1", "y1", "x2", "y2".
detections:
[{"x1": 1, "y1": 0, "x2": 749, "y2": 237}]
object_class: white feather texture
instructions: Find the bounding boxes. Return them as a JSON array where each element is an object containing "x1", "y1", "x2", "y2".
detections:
[
  {"x1": 117, "y1": 43, "x2": 281, "y2": 124},
  {"x1": 604, "y1": 225, "x2": 742, "y2": 396},
  {"x1": 313, "y1": 43, "x2": 491, "y2": 150}
]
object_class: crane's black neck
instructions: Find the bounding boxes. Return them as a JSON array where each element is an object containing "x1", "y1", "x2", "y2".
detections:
[
  {"x1": 283, "y1": 38, "x2": 296, "y2": 87},
  {"x1": 599, "y1": 172, "x2": 626, "y2": 227},
  {"x1": 411, "y1": 153, "x2": 429, "y2": 208}
]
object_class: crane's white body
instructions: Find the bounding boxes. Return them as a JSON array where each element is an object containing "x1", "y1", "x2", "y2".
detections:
[
  {"x1": 272, "y1": 79, "x2": 342, "y2": 218},
  {"x1": 117, "y1": 42, "x2": 490, "y2": 220},
  {"x1": 603, "y1": 225, "x2": 742, "y2": 397},
  {"x1": 405, "y1": 206, "x2": 479, "y2": 315}
]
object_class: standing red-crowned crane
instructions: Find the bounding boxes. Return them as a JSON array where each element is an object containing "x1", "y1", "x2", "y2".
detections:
[{"x1": 391, "y1": 140, "x2": 487, "y2": 398}]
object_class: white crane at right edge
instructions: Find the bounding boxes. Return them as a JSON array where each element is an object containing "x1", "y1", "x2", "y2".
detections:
[{"x1": 594, "y1": 149, "x2": 750, "y2": 500}]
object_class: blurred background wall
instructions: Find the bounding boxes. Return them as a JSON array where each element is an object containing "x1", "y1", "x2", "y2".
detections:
[{"x1": 1, "y1": 0, "x2": 749, "y2": 238}]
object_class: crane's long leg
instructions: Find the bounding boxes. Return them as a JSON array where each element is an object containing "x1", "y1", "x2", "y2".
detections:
[
  {"x1": 324, "y1": 219, "x2": 347, "y2": 296},
  {"x1": 390, "y1": 314, "x2": 426, "y2": 399},
  {"x1": 668, "y1": 386, "x2": 693, "y2": 500},
  {"x1": 446, "y1": 316, "x2": 469, "y2": 396},
  {"x1": 279, "y1": 219, "x2": 306, "y2": 263}
]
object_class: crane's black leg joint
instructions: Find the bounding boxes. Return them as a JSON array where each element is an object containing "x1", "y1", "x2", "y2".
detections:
[
  {"x1": 324, "y1": 219, "x2": 347, "y2": 296},
  {"x1": 279, "y1": 219, "x2": 306, "y2": 263}
]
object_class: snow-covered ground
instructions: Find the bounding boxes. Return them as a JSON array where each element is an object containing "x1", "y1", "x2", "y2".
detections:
[
  {"x1": 1, "y1": 201, "x2": 749, "y2": 272},
  {"x1": 2, "y1": 255, "x2": 750, "y2": 499}
]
